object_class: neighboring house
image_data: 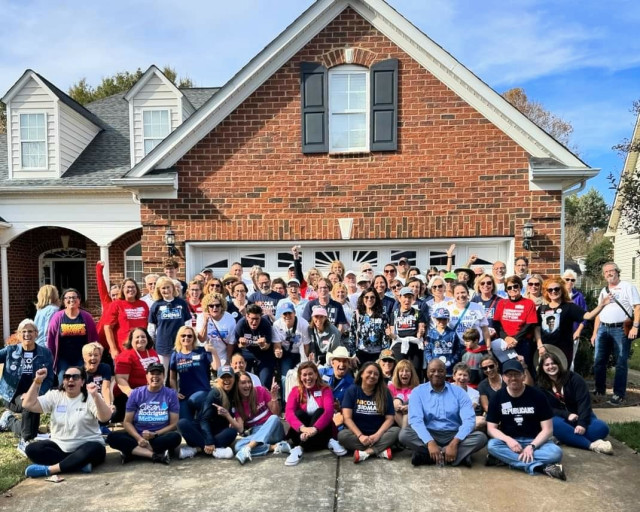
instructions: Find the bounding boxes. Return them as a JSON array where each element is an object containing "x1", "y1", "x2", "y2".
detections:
[
  {"x1": 606, "y1": 111, "x2": 640, "y2": 288},
  {"x1": 0, "y1": 0, "x2": 598, "y2": 338}
]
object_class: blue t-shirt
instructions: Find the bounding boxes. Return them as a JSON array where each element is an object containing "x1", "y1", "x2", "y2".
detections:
[
  {"x1": 127, "y1": 385, "x2": 179, "y2": 434},
  {"x1": 248, "y1": 291, "x2": 284, "y2": 319},
  {"x1": 233, "y1": 316, "x2": 274, "y2": 362},
  {"x1": 85, "y1": 363, "x2": 112, "y2": 393},
  {"x1": 169, "y1": 347, "x2": 212, "y2": 397},
  {"x1": 302, "y1": 299, "x2": 348, "y2": 327},
  {"x1": 149, "y1": 298, "x2": 192, "y2": 355},
  {"x1": 341, "y1": 384, "x2": 394, "y2": 435}
]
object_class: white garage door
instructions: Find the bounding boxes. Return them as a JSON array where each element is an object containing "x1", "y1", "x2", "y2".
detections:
[{"x1": 185, "y1": 238, "x2": 514, "y2": 280}]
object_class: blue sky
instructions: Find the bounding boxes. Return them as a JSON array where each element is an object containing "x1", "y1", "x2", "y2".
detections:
[{"x1": 2, "y1": 0, "x2": 638, "y2": 204}]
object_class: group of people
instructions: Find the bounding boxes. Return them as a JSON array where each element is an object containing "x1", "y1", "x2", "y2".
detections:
[{"x1": 1, "y1": 249, "x2": 637, "y2": 482}]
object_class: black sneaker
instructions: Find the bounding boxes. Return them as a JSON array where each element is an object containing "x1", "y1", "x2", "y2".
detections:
[
  {"x1": 485, "y1": 454, "x2": 505, "y2": 467},
  {"x1": 462, "y1": 455, "x2": 473, "y2": 468},
  {"x1": 120, "y1": 452, "x2": 133, "y2": 465},
  {"x1": 608, "y1": 394, "x2": 624, "y2": 406},
  {"x1": 543, "y1": 463, "x2": 566, "y2": 481},
  {"x1": 152, "y1": 449, "x2": 170, "y2": 465},
  {"x1": 411, "y1": 452, "x2": 430, "y2": 467}
]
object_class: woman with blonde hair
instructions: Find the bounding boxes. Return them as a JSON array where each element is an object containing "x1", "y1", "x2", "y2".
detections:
[
  {"x1": 388, "y1": 360, "x2": 419, "y2": 427},
  {"x1": 34, "y1": 285, "x2": 60, "y2": 347},
  {"x1": 197, "y1": 292, "x2": 236, "y2": 366},
  {"x1": 523, "y1": 273, "x2": 546, "y2": 309},
  {"x1": 331, "y1": 282, "x2": 354, "y2": 325}
]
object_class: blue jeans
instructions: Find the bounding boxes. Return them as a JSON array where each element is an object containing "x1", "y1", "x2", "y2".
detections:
[
  {"x1": 487, "y1": 437, "x2": 562, "y2": 474},
  {"x1": 594, "y1": 324, "x2": 630, "y2": 397},
  {"x1": 234, "y1": 415, "x2": 284, "y2": 457},
  {"x1": 552, "y1": 414, "x2": 609, "y2": 450},
  {"x1": 178, "y1": 390, "x2": 208, "y2": 421}
]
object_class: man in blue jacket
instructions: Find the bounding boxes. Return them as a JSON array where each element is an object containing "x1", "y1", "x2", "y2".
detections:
[
  {"x1": 0, "y1": 319, "x2": 54, "y2": 454},
  {"x1": 319, "y1": 347, "x2": 355, "y2": 431}
]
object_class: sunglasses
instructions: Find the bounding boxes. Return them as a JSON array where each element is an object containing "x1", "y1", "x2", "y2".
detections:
[
  {"x1": 564, "y1": 278, "x2": 576, "y2": 282},
  {"x1": 384, "y1": 269, "x2": 396, "y2": 274},
  {"x1": 479, "y1": 281, "x2": 492, "y2": 286},
  {"x1": 63, "y1": 373, "x2": 82, "y2": 381},
  {"x1": 209, "y1": 304, "x2": 222, "y2": 308},
  {"x1": 431, "y1": 284, "x2": 444, "y2": 290},
  {"x1": 481, "y1": 365, "x2": 496, "y2": 372},
  {"x1": 363, "y1": 295, "x2": 376, "y2": 300},
  {"x1": 181, "y1": 334, "x2": 194, "y2": 339},
  {"x1": 210, "y1": 284, "x2": 222, "y2": 288},
  {"x1": 506, "y1": 285, "x2": 520, "y2": 291},
  {"x1": 527, "y1": 282, "x2": 540, "y2": 287},
  {"x1": 391, "y1": 284, "x2": 402, "y2": 290},
  {"x1": 547, "y1": 287, "x2": 561, "y2": 293}
]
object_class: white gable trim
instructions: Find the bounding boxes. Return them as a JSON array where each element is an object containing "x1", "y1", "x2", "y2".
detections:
[
  {"x1": 124, "y1": 65, "x2": 187, "y2": 102},
  {"x1": 1, "y1": 70, "x2": 56, "y2": 104},
  {"x1": 126, "y1": 0, "x2": 590, "y2": 179}
]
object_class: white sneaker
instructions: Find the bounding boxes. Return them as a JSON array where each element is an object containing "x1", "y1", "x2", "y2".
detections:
[
  {"x1": 213, "y1": 447, "x2": 234, "y2": 459},
  {"x1": 590, "y1": 439, "x2": 613, "y2": 455},
  {"x1": 0, "y1": 410, "x2": 14, "y2": 431},
  {"x1": 179, "y1": 446, "x2": 198, "y2": 459},
  {"x1": 273, "y1": 440, "x2": 292, "y2": 455},
  {"x1": 354, "y1": 450, "x2": 370, "y2": 463},
  {"x1": 235, "y1": 446, "x2": 252, "y2": 465},
  {"x1": 17, "y1": 438, "x2": 31, "y2": 457},
  {"x1": 327, "y1": 438, "x2": 347, "y2": 456},
  {"x1": 285, "y1": 446, "x2": 303, "y2": 466}
]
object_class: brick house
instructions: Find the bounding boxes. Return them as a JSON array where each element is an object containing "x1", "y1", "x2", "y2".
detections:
[{"x1": 0, "y1": 0, "x2": 597, "y2": 338}]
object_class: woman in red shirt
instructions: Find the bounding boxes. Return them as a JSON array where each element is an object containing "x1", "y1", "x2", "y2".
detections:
[{"x1": 104, "y1": 279, "x2": 149, "y2": 360}]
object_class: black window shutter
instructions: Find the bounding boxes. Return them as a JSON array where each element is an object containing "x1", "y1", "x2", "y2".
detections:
[
  {"x1": 370, "y1": 58, "x2": 398, "y2": 151},
  {"x1": 300, "y1": 62, "x2": 328, "y2": 154}
]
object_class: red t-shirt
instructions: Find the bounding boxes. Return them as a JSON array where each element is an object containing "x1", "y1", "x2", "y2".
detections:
[
  {"x1": 114, "y1": 348, "x2": 159, "y2": 395},
  {"x1": 105, "y1": 300, "x2": 150, "y2": 351},
  {"x1": 494, "y1": 297, "x2": 538, "y2": 337}
]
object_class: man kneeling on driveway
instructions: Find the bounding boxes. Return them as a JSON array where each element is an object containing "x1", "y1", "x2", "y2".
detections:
[{"x1": 399, "y1": 359, "x2": 487, "y2": 466}]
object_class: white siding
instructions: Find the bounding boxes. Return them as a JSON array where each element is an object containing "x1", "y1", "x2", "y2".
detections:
[
  {"x1": 131, "y1": 74, "x2": 180, "y2": 164},
  {"x1": 9, "y1": 77, "x2": 56, "y2": 176},
  {"x1": 182, "y1": 97, "x2": 195, "y2": 122},
  {"x1": 58, "y1": 103, "x2": 100, "y2": 174},
  {"x1": 613, "y1": 228, "x2": 640, "y2": 289}
]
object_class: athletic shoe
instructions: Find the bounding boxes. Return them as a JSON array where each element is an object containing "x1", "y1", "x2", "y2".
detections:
[
  {"x1": 608, "y1": 394, "x2": 624, "y2": 406},
  {"x1": 235, "y1": 446, "x2": 252, "y2": 465},
  {"x1": 285, "y1": 446, "x2": 303, "y2": 466},
  {"x1": 354, "y1": 450, "x2": 370, "y2": 463},
  {"x1": 327, "y1": 438, "x2": 347, "y2": 456},
  {"x1": 179, "y1": 446, "x2": 198, "y2": 459},
  {"x1": 377, "y1": 448, "x2": 392, "y2": 460},
  {"x1": 543, "y1": 463, "x2": 567, "y2": 481},
  {"x1": 151, "y1": 449, "x2": 170, "y2": 465},
  {"x1": 25, "y1": 464, "x2": 50, "y2": 478},
  {"x1": 17, "y1": 438, "x2": 31, "y2": 457},
  {"x1": 485, "y1": 454, "x2": 505, "y2": 467},
  {"x1": 590, "y1": 439, "x2": 614, "y2": 455},
  {"x1": 213, "y1": 447, "x2": 234, "y2": 459},
  {"x1": 273, "y1": 441, "x2": 292, "y2": 455},
  {"x1": 80, "y1": 463, "x2": 92, "y2": 474},
  {"x1": 120, "y1": 452, "x2": 133, "y2": 465},
  {"x1": 411, "y1": 452, "x2": 430, "y2": 467},
  {"x1": 0, "y1": 410, "x2": 14, "y2": 431},
  {"x1": 462, "y1": 455, "x2": 473, "y2": 468}
]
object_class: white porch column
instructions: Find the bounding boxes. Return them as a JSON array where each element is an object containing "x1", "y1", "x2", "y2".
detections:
[
  {"x1": 1, "y1": 244, "x2": 10, "y2": 340},
  {"x1": 99, "y1": 244, "x2": 111, "y2": 286}
]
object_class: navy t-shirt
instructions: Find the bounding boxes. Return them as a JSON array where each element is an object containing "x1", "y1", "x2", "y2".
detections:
[
  {"x1": 233, "y1": 316, "x2": 274, "y2": 362},
  {"x1": 149, "y1": 298, "x2": 192, "y2": 355},
  {"x1": 342, "y1": 384, "x2": 395, "y2": 435},
  {"x1": 85, "y1": 363, "x2": 113, "y2": 394},
  {"x1": 248, "y1": 291, "x2": 284, "y2": 319},
  {"x1": 486, "y1": 385, "x2": 552, "y2": 439},
  {"x1": 170, "y1": 347, "x2": 212, "y2": 397},
  {"x1": 302, "y1": 299, "x2": 348, "y2": 327}
]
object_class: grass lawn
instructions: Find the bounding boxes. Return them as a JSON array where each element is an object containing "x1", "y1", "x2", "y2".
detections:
[
  {"x1": 629, "y1": 339, "x2": 640, "y2": 372},
  {"x1": 0, "y1": 430, "x2": 27, "y2": 494},
  {"x1": 608, "y1": 421, "x2": 640, "y2": 452}
]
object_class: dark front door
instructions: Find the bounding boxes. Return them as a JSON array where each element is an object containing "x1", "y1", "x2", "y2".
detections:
[{"x1": 53, "y1": 260, "x2": 86, "y2": 301}]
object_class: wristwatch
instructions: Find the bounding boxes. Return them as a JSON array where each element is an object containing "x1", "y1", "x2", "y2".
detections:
[{"x1": 529, "y1": 443, "x2": 536, "y2": 450}]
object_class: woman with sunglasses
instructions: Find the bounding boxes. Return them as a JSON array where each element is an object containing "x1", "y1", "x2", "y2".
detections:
[
  {"x1": 493, "y1": 276, "x2": 538, "y2": 371},
  {"x1": 21, "y1": 366, "x2": 111, "y2": 478},
  {"x1": 538, "y1": 276, "x2": 609, "y2": 365},
  {"x1": 170, "y1": 326, "x2": 219, "y2": 420},
  {"x1": 471, "y1": 273, "x2": 502, "y2": 335},
  {"x1": 204, "y1": 278, "x2": 224, "y2": 296},
  {"x1": 197, "y1": 292, "x2": 237, "y2": 366},
  {"x1": 348, "y1": 288, "x2": 391, "y2": 365},
  {"x1": 477, "y1": 354, "x2": 533, "y2": 414},
  {"x1": 425, "y1": 276, "x2": 453, "y2": 328},
  {"x1": 523, "y1": 274, "x2": 546, "y2": 309},
  {"x1": 47, "y1": 288, "x2": 98, "y2": 383}
]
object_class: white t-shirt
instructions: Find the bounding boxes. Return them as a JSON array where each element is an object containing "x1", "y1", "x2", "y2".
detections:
[
  {"x1": 38, "y1": 390, "x2": 105, "y2": 452},
  {"x1": 272, "y1": 316, "x2": 310, "y2": 354},
  {"x1": 598, "y1": 281, "x2": 640, "y2": 324},
  {"x1": 446, "y1": 301, "x2": 489, "y2": 344},
  {"x1": 196, "y1": 312, "x2": 236, "y2": 365},
  {"x1": 463, "y1": 386, "x2": 480, "y2": 407}
]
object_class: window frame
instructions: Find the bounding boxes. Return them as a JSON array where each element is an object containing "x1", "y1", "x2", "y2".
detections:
[
  {"x1": 328, "y1": 65, "x2": 370, "y2": 154},
  {"x1": 142, "y1": 109, "x2": 171, "y2": 156},
  {"x1": 19, "y1": 112, "x2": 48, "y2": 170},
  {"x1": 124, "y1": 242, "x2": 144, "y2": 288}
]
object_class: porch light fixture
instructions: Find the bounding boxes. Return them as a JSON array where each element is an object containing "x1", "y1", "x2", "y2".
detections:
[
  {"x1": 522, "y1": 221, "x2": 534, "y2": 251},
  {"x1": 165, "y1": 228, "x2": 177, "y2": 257}
]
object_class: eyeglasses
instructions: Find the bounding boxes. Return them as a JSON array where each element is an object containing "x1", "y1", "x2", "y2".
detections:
[
  {"x1": 431, "y1": 284, "x2": 444, "y2": 290},
  {"x1": 363, "y1": 295, "x2": 376, "y2": 301},
  {"x1": 547, "y1": 287, "x2": 561, "y2": 293},
  {"x1": 564, "y1": 278, "x2": 576, "y2": 282},
  {"x1": 527, "y1": 282, "x2": 540, "y2": 287},
  {"x1": 64, "y1": 296, "x2": 79, "y2": 301},
  {"x1": 63, "y1": 373, "x2": 82, "y2": 381},
  {"x1": 506, "y1": 285, "x2": 520, "y2": 291},
  {"x1": 363, "y1": 269, "x2": 373, "y2": 273},
  {"x1": 481, "y1": 365, "x2": 496, "y2": 372},
  {"x1": 479, "y1": 281, "x2": 492, "y2": 286}
]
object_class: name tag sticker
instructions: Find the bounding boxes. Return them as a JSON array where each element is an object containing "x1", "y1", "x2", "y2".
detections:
[
  {"x1": 322, "y1": 375, "x2": 331, "y2": 382},
  {"x1": 192, "y1": 355, "x2": 201, "y2": 361},
  {"x1": 313, "y1": 391, "x2": 322, "y2": 397},
  {"x1": 56, "y1": 405, "x2": 67, "y2": 413},
  {"x1": 501, "y1": 402, "x2": 512, "y2": 410}
]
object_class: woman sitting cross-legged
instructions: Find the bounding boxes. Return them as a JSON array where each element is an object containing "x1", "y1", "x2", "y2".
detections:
[
  {"x1": 283, "y1": 362, "x2": 347, "y2": 466},
  {"x1": 107, "y1": 363, "x2": 181, "y2": 465},
  {"x1": 177, "y1": 366, "x2": 241, "y2": 460},
  {"x1": 338, "y1": 361, "x2": 399, "y2": 463},
  {"x1": 21, "y1": 367, "x2": 112, "y2": 478}
]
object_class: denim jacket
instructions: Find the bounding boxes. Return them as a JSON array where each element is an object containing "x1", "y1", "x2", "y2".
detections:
[{"x1": 0, "y1": 344, "x2": 54, "y2": 402}]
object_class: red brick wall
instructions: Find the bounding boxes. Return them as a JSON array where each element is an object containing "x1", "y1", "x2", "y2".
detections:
[{"x1": 140, "y1": 8, "x2": 562, "y2": 277}]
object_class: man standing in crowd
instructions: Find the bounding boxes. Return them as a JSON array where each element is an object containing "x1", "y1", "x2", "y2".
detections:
[
  {"x1": 141, "y1": 274, "x2": 159, "y2": 308},
  {"x1": 514, "y1": 257, "x2": 530, "y2": 288},
  {"x1": 492, "y1": 261, "x2": 508, "y2": 298},
  {"x1": 164, "y1": 259, "x2": 187, "y2": 297},
  {"x1": 302, "y1": 278, "x2": 348, "y2": 333},
  {"x1": 592, "y1": 262, "x2": 640, "y2": 405},
  {"x1": 249, "y1": 272, "x2": 284, "y2": 323},
  {"x1": 230, "y1": 261, "x2": 255, "y2": 294}
]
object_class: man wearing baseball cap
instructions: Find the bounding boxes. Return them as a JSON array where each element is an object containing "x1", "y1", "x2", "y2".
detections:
[{"x1": 485, "y1": 359, "x2": 565, "y2": 480}]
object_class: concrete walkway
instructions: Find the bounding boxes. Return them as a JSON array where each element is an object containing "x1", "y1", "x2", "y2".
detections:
[{"x1": 3, "y1": 409, "x2": 639, "y2": 512}]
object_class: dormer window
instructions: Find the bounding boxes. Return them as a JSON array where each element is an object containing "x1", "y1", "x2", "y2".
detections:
[
  {"x1": 143, "y1": 109, "x2": 170, "y2": 155},
  {"x1": 20, "y1": 113, "x2": 47, "y2": 169}
]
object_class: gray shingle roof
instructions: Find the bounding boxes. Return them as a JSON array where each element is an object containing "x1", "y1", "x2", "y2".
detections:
[{"x1": 0, "y1": 87, "x2": 218, "y2": 189}]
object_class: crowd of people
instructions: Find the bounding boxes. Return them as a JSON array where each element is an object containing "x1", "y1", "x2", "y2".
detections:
[{"x1": 1, "y1": 246, "x2": 638, "y2": 482}]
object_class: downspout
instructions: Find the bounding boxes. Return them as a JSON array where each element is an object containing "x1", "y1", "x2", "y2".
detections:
[{"x1": 561, "y1": 180, "x2": 587, "y2": 273}]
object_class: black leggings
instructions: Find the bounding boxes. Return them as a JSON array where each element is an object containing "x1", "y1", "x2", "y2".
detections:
[
  {"x1": 107, "y1": 431, "x2": 182, "y2": 457},
  {"x1": 287, "y1": 409, "x2": 332, "y2": 452},
  {"x1": 25, "y1": 440, "x2": 106, "y2": 473}
]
